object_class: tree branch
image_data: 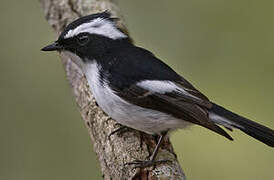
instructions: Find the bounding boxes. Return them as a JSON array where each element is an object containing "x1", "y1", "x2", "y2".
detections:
[{"x1": 40, "y1": 0, "x2": 186, "y2": 179}]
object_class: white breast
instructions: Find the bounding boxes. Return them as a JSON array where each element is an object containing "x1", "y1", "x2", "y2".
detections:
[{"x1": 83, "y1": 62, "x2": 190, "y2": 134}]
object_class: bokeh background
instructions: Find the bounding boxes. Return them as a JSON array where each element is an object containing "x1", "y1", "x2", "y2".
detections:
[{"x1": 1, "y1": 0, "x2": 273, "y2": 179}]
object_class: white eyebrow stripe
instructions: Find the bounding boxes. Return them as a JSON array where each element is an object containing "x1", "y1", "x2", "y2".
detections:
[{"x1": 64, "y1": 18, "x2": 127, "y2": 40}]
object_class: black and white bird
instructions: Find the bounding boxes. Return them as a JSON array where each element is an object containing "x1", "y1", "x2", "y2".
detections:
[{"x1": 42, "y1": 11, "x2": 274, "y2": 167}]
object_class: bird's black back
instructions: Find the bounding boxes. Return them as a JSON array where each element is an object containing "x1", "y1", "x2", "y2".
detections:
[{"x1": 97, "y1": 45, "x2": 182, "y2": 89}]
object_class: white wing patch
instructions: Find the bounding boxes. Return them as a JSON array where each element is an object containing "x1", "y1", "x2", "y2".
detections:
[
  {"x1": 137, "y1": 80, "x2": 178, "y2": 94},
  {"x1": 65, "y1": 17, "x2": 127, "y2": 40},
  {"x1": 137, "y1": 80, "x2": 201, "y2": 100}
]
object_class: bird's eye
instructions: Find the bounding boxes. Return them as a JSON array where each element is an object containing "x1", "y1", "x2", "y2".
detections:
[{"x1": 77, "y1": 34, "x2": 89, "y2": 46}]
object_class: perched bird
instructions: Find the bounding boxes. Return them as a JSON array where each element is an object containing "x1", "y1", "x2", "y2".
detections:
[{"x1": 42, "y1": 11, "x2": 274, "y2": 167}]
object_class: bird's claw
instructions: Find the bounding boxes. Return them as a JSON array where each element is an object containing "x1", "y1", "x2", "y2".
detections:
[
  {"x1": 108, "y1": 126, "x2": 131, "y2": 140},
  {"x1": 125, "y1": 159, "x2": 171, "y2": 168}
]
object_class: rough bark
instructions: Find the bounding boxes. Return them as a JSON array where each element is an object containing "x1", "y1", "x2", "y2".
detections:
[{"x1": 39, "y1": 0, "x2": 186, "y2": 179}]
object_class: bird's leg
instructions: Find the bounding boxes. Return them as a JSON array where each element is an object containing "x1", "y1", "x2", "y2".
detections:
[
  {"x1": 108, "y1": 124, "x2": 132, "y2": 140},
  {"x1": 125, "y1": 131, "x2": 171, "y2": 168}
]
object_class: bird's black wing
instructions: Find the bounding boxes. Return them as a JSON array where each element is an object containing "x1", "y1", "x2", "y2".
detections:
[
  {"x1": 106, "y1": 46, "x2": 232, "y2": 139},
  {"x1": 110, "y1": 81, "x2": 232, "y2": 140}
]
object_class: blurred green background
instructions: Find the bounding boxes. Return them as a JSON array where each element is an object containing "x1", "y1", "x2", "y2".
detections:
[{"x1": 0, "y1": 0, "x2": 273, "y2": 179}]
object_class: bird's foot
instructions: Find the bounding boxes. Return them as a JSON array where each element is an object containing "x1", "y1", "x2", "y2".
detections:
[
  {"x1": 108, "y1": 125, "x2": 131, "y2": 140},
  {"x1": 125, "y1": 159, "x2": 171, "y2": 168}
]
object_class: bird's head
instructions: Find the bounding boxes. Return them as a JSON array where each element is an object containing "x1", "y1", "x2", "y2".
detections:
[{"x1": 42, "y1": 11, "x2": 130, "y2": 64}]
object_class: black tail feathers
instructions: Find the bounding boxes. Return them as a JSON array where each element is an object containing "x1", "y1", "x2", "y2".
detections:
[{"x1": 210, "y1": 103, "x2": 274, "y2": 147}]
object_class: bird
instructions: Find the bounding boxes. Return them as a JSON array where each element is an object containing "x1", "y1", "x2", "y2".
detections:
[{"x1": 42, "y1": 11, "x2": 274, "y2": 168}]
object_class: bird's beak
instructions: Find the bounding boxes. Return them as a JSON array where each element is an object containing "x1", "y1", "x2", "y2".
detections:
[{"x1": 41, "y1": 42, "x2": 63, "y2": 51}]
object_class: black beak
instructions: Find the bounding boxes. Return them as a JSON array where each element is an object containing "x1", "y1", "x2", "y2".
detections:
[{"x1": 41, "y1": 42, "x2": 63, "y2": 51}]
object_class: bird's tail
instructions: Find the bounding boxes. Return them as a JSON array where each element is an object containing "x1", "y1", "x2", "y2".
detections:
[{"x1": 209, "y1": 103, "x2": 274, "y2": 147}]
